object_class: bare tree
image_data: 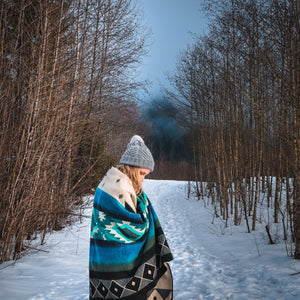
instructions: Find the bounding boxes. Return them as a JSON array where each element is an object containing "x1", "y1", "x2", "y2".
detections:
[
  {"x1": 167, "y1": 0, "x2": 300, "y2": 258},
  {"x1": 0, "y1": 0, "x2": 148, "y2": 263}
]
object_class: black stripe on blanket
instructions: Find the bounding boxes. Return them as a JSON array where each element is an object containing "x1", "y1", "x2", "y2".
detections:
[{"x1": 90, "y1": 263, "x2": 168, "y2": 300}]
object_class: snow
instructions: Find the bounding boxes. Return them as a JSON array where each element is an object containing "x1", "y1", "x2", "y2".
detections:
[{"x1": 1, "y1": 179, "x2": 300, "y2": 299}]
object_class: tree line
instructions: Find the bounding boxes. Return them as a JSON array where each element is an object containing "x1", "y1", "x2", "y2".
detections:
[
  {"x1": 1, "y1": 0, "x2": 299, "y2": 263},
  {"x1": 0, "y1": 0, "x2": 147, "y2": 263},
  {"x1": 167, "y1": 0, "x2": 300, "y2": 258}
]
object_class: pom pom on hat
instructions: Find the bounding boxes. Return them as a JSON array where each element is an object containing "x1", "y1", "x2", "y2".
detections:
[
  {"x1": 120, "y1": 135, "x2": 154, "y2": 171},
  {"x1": 130, "y1": 135, "x2": 144, "y2": 145}
]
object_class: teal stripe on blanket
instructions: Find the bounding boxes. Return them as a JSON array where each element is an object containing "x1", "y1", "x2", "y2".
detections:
[
  {"x1": 93, "y1": 188, "x2": 143, "y2": 223},
  {"x1": 89, "y1": 238, "x2": 146, "y2": 265}
]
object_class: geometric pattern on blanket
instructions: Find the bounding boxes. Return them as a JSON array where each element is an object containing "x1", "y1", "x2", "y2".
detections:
[
  {"x1": 90, "y1": 256, "x2": 157, "y2": 299},
  {"x1": 90, "y1": 234, "x2": 171, "y2": 299},
  {"x1": 89, "y1": 188, "x2": 173, "y2": 300}
]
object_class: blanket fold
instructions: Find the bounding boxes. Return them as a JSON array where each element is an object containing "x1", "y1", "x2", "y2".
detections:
[{"x1": 89, "y1": 181, "x2": 173, "y2": 300}]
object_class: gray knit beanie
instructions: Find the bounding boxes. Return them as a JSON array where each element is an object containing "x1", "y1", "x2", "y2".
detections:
[{"x1": 120, "y1": 135, "x2": 154, "y2": 172}]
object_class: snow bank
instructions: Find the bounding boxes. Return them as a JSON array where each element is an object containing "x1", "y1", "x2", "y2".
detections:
[{"x1": 0, "y1": 179, "x2": 299, "y2": 299}]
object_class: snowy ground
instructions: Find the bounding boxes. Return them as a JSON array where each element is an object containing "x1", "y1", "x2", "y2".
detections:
[{"x1": 0, "y1": 179, "x2": 300, "y2": 299}]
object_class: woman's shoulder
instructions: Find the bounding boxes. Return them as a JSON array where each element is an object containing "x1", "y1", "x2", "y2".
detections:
[{"x1": 98, "y1": 167, "x2": 137, "y2": 212}]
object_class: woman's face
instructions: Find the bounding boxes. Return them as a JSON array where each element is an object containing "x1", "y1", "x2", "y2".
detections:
[{"x1": 138, "y1": 168, "x2": 150, "y2": 183}]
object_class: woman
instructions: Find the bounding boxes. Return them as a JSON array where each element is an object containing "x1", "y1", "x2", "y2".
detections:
[{"x1": 89, "y1": 135, "x2": 173, "y2": 300}]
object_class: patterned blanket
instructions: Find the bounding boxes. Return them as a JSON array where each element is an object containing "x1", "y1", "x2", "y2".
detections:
[{"x1": 89, "y1": 186, "x2": 173, "y2": 299}]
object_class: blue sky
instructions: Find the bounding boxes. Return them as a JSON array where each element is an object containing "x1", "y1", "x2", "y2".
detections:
[{"x1": 138, "y1": 0, "x2": 208, "y2": 100}]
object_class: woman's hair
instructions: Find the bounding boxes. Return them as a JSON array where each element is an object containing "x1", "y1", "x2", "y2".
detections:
[{"x1": 117, "y1": 164, "x2": 142, "y2": 195}]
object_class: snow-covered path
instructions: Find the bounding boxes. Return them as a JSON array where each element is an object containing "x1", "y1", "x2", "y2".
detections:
[
  {"x1": 0, "y1": 179, "x2": 300, "y2": 299},
  {"x1": 144, "y1": 180, "x2": 300, "y2": 299}
]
